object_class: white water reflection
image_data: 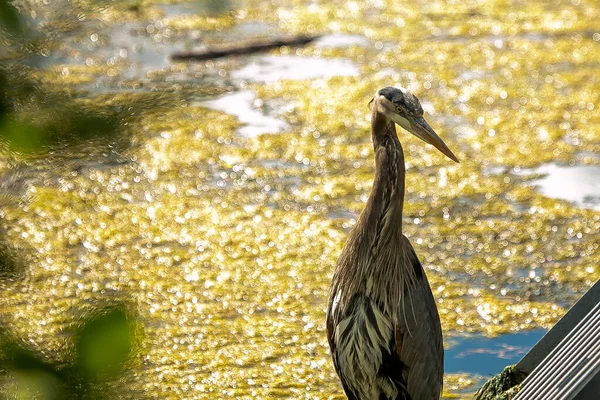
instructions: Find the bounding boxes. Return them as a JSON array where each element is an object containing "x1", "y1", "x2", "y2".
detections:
[
  {"x1": 313, "y1": 34, "x2": 370, "y2": 48},
  {"x1": 524, "y1": 163, "x2": 600, "y2": 211},
  {"x1": 230, "y1": 55, "x2": 359, "y2": 83},
  {"x1": 195, "y1": 91, "x2": 288, "y2": 137}
]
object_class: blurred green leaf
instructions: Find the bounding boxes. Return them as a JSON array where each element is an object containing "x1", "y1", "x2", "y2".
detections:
[
  {"x1": 0, "y1": 68, "x2": 7, "y2": 121},
  {"x1": 76, "y1": 308, "x2": 132, "y2": 378},
  {"x1": 0, "y1": 0, "x2": 22, "y2": 34},
  {"x1": 5, "y1": 369, "x2": 64, "y2": 400},
  {"x1": 0, "y1": 238, "x2": 20, "y2": 280},
  {"x1": 65, "y1": 110, "x2": 121, "y2": 141},
  {"x1": 0, "y1": 66, "x2": 42, "y2": 119},
  {"x1": 1, "y1": 340, "x2": 48, "y2": 371},
  {"x1": 0, "y1": 64, "x2": 124, "y2": 153},
  {"x1": 0, "y1": 109, "x2": 121, "y2": 153},
  {"x1": 0, "y1": 119, "x2": 46, "y2": 152},
  {"x1": 0, "y1": 327, "x2": 66, "y2": 399}
]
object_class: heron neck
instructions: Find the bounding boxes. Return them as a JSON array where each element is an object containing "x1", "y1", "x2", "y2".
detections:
[
  {"x1": 367, "y1": 111, "x2": 406, "y2": 236},
  {"x1": 328, "y1": 112, "x2": 408, "y2": 312}
]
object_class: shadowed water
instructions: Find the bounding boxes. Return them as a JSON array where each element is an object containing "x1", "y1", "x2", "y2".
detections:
[{"x1": 446, "y1": 330, "x2": 546, "y2": 376}]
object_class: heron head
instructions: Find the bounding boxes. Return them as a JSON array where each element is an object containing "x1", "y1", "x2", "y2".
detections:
[{"x1": 373, "y1": 86, "x2": 459, "y2": 163}]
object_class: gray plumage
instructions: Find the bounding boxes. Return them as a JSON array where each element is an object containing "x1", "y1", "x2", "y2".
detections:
[{"x1": 327, "y1": 87, "x2": 458, "y2": 400}]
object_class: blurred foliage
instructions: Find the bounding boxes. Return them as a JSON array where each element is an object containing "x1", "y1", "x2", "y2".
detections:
[
  {"x1": 0, "y1": 0, "x2": 595, "y2": 398},
  {"x1": 0, "y1": 306, "x2": 135, "y2": 399},
  {"x1": 0, "y1": 0, "x2": 23, "y2": 35},
  {"x1": 0, "y1": 2, "x2": 139, "y2": 399},
  {"x1": 0, "y1": 233, "x2": 20, "y2": 280},
  {"x1": 0, "y1": 0, "x2": 124, "y2": 155},
  {"x1": 76, "y1": 309, "x2": 132, "y2": 378},
  {"x1": 0, "y1": 65, "x2": 123, "y2": 154}
]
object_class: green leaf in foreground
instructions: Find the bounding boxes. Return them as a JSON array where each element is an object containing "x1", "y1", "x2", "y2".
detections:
[
  {"x1": 0, "y1": 119, "x2": 46, "y2": 152},
  {"x1": 0, "y1": 327, "x2": 66, "y2": 399},
  {"x1": 75, "y1": 308, "x2": 132, "y2": 378},
  {"x1": 4, "y1": 369, "x2": 64, "y2": 400},
  {"x1": 0, "y1": 0, "x2": 22, "y2": 34}
]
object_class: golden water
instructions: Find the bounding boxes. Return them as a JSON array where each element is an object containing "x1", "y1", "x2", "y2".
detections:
[{"x1": 1, "y1": 0, "x2": 599, "y2": 398}]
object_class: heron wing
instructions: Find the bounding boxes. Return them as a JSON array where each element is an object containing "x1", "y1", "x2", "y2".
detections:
[{"x1": 397, "y1": 238, "x2": 444, "y2": 399}]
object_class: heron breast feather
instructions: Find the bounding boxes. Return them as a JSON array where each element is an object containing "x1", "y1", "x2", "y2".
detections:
[{"x1": 332, "y1": 297, "x2": 399, "y2": 399}]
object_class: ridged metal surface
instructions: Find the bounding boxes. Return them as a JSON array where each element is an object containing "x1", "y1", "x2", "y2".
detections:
[{"x1": 515, "y1": 300, "x2": 600, "y2": 400}]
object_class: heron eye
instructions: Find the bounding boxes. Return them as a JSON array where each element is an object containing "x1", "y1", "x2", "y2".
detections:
[{"x1": 395, "y1": 106, "x2": 403, "y2": 113}]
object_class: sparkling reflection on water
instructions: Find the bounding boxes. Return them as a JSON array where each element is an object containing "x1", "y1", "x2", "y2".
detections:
[{"x1": 1, "y1": 1, "x2": 600, "y2": 398}]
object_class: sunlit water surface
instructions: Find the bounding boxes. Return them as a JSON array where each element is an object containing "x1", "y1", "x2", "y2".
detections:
[{"x1": 1, "y1": 0, "x2": 599, "y2": 399}]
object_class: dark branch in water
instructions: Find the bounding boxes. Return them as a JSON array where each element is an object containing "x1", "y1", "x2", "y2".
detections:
[{"x1": 170, "y1": 35, "x2": 320, "y2": 62}]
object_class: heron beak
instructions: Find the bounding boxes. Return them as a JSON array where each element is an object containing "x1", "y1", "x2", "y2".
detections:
[{"x1": 403, "y1": 116, "x2": 459, "y2": 163}]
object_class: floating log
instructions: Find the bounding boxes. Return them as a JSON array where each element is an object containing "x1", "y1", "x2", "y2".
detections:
[{"x1": 170, "y1": 35, "x2": 320, "y2": 62}]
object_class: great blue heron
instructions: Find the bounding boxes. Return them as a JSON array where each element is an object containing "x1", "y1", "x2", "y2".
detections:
[{"x1": 326, "y1": 86, "x2": 458, "y2": 400}]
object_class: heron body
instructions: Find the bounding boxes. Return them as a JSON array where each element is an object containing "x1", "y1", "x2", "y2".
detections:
[{"x1": 326, "y1": 87, "x2": 458, "y2": 400}]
